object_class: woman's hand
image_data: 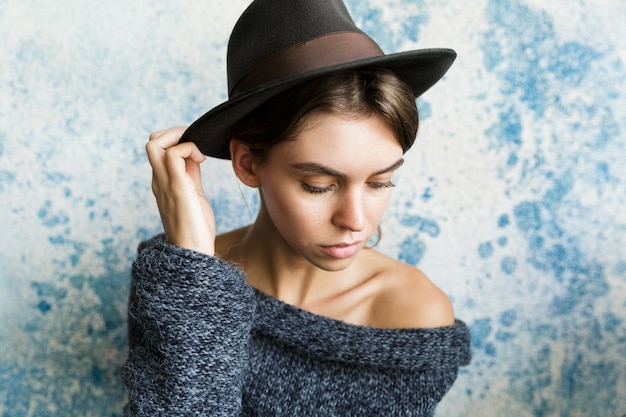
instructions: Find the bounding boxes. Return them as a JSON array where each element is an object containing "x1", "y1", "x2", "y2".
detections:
[{"x1": 146, "y1": 127, "x2": 216, "y2": 256}]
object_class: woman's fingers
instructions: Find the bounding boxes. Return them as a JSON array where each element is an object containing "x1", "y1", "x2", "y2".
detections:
[
  {"x1": 146, "y1": 127, "x2": 187, "y2": 156},
  {"x1": 164, "y1": 142, "x2": 206, "y2": 188},
  {"x1": 148, "y1": 126, "x2": 186, "y2": 142},
  {"x1": 146, "y1": 127, "x2": 187, "y2": 182},
  {"x1": 147, "y1": 127, "x2": 207, "y2": 193},
  {"x1": 147, "y1": 128, "x2": 178, "y2": 189}
]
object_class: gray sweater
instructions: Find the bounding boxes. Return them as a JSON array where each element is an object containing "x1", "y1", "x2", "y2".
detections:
[{"x1": 122, "y1": 235, "x2": 471, "y2": 416}]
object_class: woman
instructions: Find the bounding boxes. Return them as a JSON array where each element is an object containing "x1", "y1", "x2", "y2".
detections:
[{"x1": 122, "y1": 0, "x2": 470, "y2": 416}]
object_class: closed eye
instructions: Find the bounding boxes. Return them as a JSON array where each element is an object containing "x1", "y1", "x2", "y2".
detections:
[
  {"x1": 369, "y1": 181, "x2": 395, "y2": 189},
  {"x1": 301, "y1": 182, "x2": 334, "y2": 194}
]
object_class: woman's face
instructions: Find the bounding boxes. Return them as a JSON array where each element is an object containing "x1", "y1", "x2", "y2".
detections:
[{"x1": 256, "y1": 113, "x2": 404, "y2": 271}]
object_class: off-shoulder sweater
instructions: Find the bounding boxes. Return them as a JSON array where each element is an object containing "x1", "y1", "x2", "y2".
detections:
[{"x1": 121, "y1": 235, "x2": 471, "y2": 416}]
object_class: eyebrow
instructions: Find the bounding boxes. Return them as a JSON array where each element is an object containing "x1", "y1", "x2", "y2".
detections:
[{"x1": 291, "y1": 158, "x2": 404, "y2": 178}]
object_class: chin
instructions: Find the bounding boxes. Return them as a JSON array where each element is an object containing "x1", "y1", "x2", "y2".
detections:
[{"x1": 309, "y1": 256, "x2": 356, "y2": 272}]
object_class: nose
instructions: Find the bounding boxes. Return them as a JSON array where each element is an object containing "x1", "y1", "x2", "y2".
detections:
[{"x1": 332, "y1": 189, "x2": 366, "y2": 232}]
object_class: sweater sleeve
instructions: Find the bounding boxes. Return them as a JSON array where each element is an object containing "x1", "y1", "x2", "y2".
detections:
[{"x1": 121, "y1": 235, "x2": 256, "y2": 416}]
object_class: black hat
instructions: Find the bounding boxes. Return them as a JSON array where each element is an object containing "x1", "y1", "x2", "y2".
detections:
[{"x1": 180, "y1": 0, "x2": 456, "y2": 159}]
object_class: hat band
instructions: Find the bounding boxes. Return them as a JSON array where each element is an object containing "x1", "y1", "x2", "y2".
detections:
[{"x1": 230, "y1": 31, "x2": 384, "y2": 97}]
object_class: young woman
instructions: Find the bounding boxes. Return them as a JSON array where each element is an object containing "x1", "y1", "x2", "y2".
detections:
[{"x1": 122, "y1": 1, "x2": 470, "y2": 416}]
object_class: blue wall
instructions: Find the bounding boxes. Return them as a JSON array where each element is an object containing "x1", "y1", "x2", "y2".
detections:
[{"x1": 1, "y1": 1, "x2": 624, "y2": 416}]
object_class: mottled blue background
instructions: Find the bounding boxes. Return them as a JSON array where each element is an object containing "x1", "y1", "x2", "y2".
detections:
[{"x1": 1, "y1": 1, "x2": 624, "y2": 416}]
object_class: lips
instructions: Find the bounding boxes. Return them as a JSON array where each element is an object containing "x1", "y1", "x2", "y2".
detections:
[{"x1": 320, "y1": 241, "x2": 363, "y2": 259}]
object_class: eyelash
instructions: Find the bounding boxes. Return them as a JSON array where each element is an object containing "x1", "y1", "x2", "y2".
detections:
[
  {"x1": 370, "y1": 181, "x2": 395, "y2": 189},
  {"x1": 301, "y1": 183, "x2": 333, "y2": 194},
  {"x1": 301, "y1": 181, "x2": 395, "y2": 194}
]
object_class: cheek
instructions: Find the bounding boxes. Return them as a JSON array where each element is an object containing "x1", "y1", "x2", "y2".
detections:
[
  {"x1": 257, "y1": 168, "x2": 331, "y2": 243},
  {"x1": 367, "y1": 192, "x2": 393, "y2": 221},
  {"x1": 261, "y1": 184, "x2": 321, "y2": 227}
]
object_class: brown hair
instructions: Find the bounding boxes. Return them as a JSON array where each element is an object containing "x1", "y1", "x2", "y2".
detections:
[{"x1": 228, "y1": 68, "x2": 419, "y2": 163}]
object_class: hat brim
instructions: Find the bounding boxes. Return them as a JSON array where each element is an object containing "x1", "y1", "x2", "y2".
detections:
[{"x1": 180, "y1": 48, "x2": 456, "y2": 159}]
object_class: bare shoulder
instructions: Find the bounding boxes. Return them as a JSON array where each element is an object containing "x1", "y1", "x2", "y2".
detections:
[{"x1": 366, "y1": 250, "x2": 455, "y2": 329}]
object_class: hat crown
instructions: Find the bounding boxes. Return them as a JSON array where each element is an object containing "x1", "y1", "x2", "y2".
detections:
[{"x1": 227, "y1": 0, "x2": 364, "y2": 95}]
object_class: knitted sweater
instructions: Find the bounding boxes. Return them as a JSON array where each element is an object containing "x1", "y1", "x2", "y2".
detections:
[{"x1": 122, "y1": 235, "x2": 471, "y2": 416}]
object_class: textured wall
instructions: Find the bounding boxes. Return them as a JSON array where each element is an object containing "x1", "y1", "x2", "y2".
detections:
[{"x1": 1, "y1": 0, "x2": 624, "y2": 416}]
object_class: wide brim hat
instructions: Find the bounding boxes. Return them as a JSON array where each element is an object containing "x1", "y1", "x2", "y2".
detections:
[{"x1": 180, "y1": 0, "x2": 456, "y2": 159}]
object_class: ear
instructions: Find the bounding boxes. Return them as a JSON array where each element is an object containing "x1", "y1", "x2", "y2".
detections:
[{"x1": 230, "y1": 140, "x2": 262, "y2": 188}]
